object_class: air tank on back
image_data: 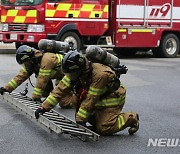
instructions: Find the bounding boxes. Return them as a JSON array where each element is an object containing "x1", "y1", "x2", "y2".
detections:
[
  {"x1": 85, "y1": 45, "x2": 120, "y2": 68},
  {"x1": 38, "y1": 39, "x2": 69, "y2": 52}
]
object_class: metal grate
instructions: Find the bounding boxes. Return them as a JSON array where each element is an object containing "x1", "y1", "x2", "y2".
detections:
[
  {"x1": 0, "y1": 92, "x2": 100, "y2": 141},
  {"x1": 8, "y1": 24, "x2": 28, "y2": 32}
]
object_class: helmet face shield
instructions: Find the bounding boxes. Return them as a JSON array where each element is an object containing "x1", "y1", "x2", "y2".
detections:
[
  {"x1": 62, "y1": 60, "x2": 80, "y2": 73},
  {"x1": 17, "y1": 55, "x2": 30, "y2": 64},
  {"x1": 62, "y1": 51, "x2": 85, "y2": 74}
]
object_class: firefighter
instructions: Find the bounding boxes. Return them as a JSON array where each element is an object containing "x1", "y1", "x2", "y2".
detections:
[
  {"x1": 35, "y1": 50, "x2": 139, "y2": 135},
  {"x1": 0, "y1": 45, "x2": 72, "y2": 108}
]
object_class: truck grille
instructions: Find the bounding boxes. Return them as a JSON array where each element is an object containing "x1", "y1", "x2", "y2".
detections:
[{"x1": 8, "y1": 24, "x2": 28, "y2": 32}]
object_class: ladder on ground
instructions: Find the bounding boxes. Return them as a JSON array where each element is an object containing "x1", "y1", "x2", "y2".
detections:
[{"x1": 0, "y1": 92, "x2": 100, "y2": 141}]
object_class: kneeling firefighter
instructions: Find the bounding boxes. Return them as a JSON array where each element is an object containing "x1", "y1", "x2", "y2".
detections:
[
  {"x1": 0, "y1": 40, "x2": 73, "y2": 108},
  {"x1": 35, "y1": 45, "x2": 139, "y2": 135}
]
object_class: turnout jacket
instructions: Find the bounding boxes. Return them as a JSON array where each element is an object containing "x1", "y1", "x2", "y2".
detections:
[
  {"x1": 41, "y1": 63, "x2": 125, "y2": 122},
  {"x1": 4, "y1": 51, "x2": 64, "y2": 99}
]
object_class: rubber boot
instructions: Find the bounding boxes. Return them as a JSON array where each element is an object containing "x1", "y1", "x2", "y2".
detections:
[{"x1": 128, "y1": 113, "x2": 139, "y2": 135}]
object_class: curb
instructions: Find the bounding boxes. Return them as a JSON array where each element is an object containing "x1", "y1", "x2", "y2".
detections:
[
  {"x1": 0, "y1": 43, "x2": 16, "y2": 54},
  {"x1": 0, "y1": 49, "x2": 16, "y2": 54}
]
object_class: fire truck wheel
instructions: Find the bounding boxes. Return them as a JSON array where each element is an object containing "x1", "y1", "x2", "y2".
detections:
[
  {"x1": 157, "y1": 33, "x2": 179, "y2": 58},
  {"x1": 60, "y1": 32, "x2": 82, "y2": 51}
]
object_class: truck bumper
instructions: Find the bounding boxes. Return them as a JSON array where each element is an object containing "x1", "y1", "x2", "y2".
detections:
[{"x1": 0, "y1": 32, "x2": 46, "y2": 43}]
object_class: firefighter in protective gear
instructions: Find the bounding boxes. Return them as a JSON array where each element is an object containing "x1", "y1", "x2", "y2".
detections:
[
  {"x1": 0, "y1": 45, "x2": 72, "y2": 108},
  {"x1": 35, "y1": 50, "x2": 139, "y2": 135}
]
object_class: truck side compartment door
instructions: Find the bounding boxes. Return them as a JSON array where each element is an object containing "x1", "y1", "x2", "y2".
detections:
[
  {"x1": 146, "y1": 0, "x2": 173, "y2": 28},
  {"x1": 115, "y1": 0, "x2": 146, "y2": 47}
]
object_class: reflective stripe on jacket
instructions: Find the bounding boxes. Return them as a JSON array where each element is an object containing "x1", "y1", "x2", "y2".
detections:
[
  {"x1": 95, "y1": 83, "x2": 126, "y2": 108},
  {"x1": 76, "y1": 63, "x2": 116, "y2": 121},
  {"x1": 46, "y1": 95, "x2": 59, "y2": 107},
  {"x1": 118, "y1": 115, "x2": 125, "y2": 129},
  {"x1": 77, "y1": 108, "x2": 90, "y2": 119},
  {"x1": 95, "y1": 97, "x2": 124, "y2": 108},
  {"x1": 32, "y1": 53, "x2": 64, "y2": 99},
  {"x1": 4, "y1": 67, "x2": 30, "y2": 92},
  {"x1": 41, "y1": 75, "x2": 72, "y2": 110},
  {"x1": 61, "y1": 75, "x2": 71, "y2": 88}
]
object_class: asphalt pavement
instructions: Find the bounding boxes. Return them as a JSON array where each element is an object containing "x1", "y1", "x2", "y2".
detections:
[{"x1": 0, "y1": 48, "x2": 180, "y2": 154}]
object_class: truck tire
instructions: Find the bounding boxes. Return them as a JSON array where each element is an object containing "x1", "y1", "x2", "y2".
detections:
[
  {"x1": 60, "y1": 32, "x2": 81, "y2": 51},
  {"x1": 155, "y1": 33, "x2": 179, "y2": 58}
]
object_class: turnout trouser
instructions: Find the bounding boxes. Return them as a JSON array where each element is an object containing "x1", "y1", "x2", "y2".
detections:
[
  {"x1": 95, "y1": 108, "x2": 138, "y2": 135},
  {"x1": 89, "y1": 85, "x2": 139, "y2": 135},
  {"x1": 43, "y1": 80, "x2": 73, "y2": 108}
]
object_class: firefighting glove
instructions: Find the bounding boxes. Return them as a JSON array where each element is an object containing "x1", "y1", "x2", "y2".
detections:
[
  {"x1": 0, "y1": 87, "x2": 9, "y2": 95},
  {"x1": 76, "y1": 121, "x2": 87, "y2": 127},
  {"x1": 118, "y1": 65, "x2": 128, "y2": 74},
  {"x1": 33, "y1": 98, "x2": 43, "y2": 103},
  {"x1": 35, "y1": 107, "x2": 47, "y2": 119}
]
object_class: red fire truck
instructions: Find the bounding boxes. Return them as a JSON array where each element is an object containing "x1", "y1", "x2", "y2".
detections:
[
  {"x1": 0, "y1": 0, "x2": 108, "y2": 51},
  {"x1": 0, "y1": 3, "x2": 1, "y2": 35},
  {"x1": 0, "y1": 0, "x2": 180, "y2": 58},
  {"x1": 109, "y1": 0, "x2": 180, "y2": 58}
]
